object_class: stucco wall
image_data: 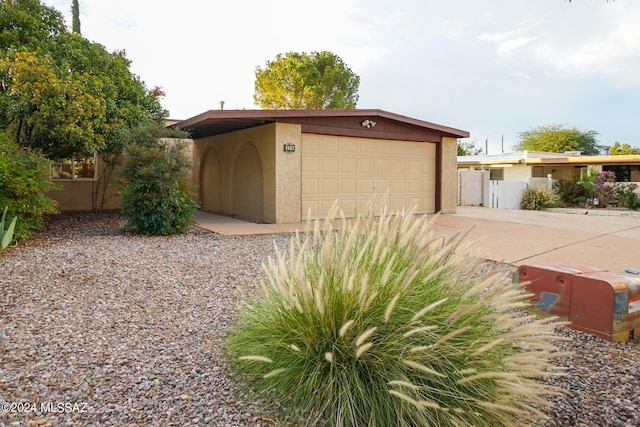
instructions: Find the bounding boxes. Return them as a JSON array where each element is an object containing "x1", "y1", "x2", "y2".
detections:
[
  {"x1": 193, "y1": 123, "x2": 302, "y2": 223},
  {"x1": 440, "y1": 137, "x2": 458, "y2": 213},
  {"x1": 504, "y1": 165, "x2": 532, "y2": 181},
  {"x1": 48, "y1": 155, "x2": 122, "y2": 211}
]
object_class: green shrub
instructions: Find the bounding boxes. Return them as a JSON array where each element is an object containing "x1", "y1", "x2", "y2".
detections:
[
  {"x1": 0, "y1": 133, "x2": 58, "y2": 240},
  {"x1": 118, "y1": 140, "x2": 197, "y2": 235},
  {"x1": 554, "y1": 177, "x2": 588, "y2": 206},
  {"x1": 520, "y1": 186, "x2": 560, "y2": 210},
  {"x1": 617, "y1": 183, "x2": 640, "y2": 210},
  {"x1": 226, "y1": 204, "x2": 565, "y2": 426}
]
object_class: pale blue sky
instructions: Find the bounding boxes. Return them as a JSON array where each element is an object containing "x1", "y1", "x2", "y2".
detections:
[{"x1": 43, "y1": 0, "x2": 640, "y2": 153}]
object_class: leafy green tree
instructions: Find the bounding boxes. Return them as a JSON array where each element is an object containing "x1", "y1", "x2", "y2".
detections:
[
  {"x1": 0, "y1": 0, "x2": 168, "y2": 209},
  {"x1": 0, "y1": 0, "x2": 66, "y2": 52},
  {"x1": 71, "y1": 0, "x2": 80, "y2": 34},
  {"x1": 513, "y1": 124, "x2": 600, "y2": 155},
  {"x1": 609, "y1": 141, "x2": 640, "y2": 155},
  {"x1": 254, "y1": 51, "x2": 360, "y2": 109},
  {"x1": 457, "y1": 140, "x2": 483, "y2": 156}
]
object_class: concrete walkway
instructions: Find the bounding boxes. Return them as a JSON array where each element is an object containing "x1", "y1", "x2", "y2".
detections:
[{"x1": 194, "y1": 207, "x2": 640, "y2": 272}]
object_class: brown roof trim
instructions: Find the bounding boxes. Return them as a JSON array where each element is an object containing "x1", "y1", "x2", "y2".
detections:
[{"x1": 175, "y1": 109, "x2": 469, "y2": 139}]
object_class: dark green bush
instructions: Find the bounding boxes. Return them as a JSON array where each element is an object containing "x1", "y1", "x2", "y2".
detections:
[
  {"x1": 118, "y1": 141, "x2": 197, "y2": 235},
  {"x1": 0, "y1": 132, "x2": 58, "y2": 240},
  {"x1": 226, "y1": 204, "x2": 565, "y2": 426},
  {"x1": 554, "y1": 177, "x2": 588, "y2": 206},
  {"x1": 521, "y1": 186, "x2": 560, "y2": 210}
]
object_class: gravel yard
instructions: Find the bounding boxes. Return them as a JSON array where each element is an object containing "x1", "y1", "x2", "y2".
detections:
[{"x1": 1, "y1": 211, "x2": 639, "y2": 427}]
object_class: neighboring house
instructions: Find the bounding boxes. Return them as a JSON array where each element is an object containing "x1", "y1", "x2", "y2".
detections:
[
  {"x1": 457, "y1": 151, "x2": 640, "y2": 208},
  {"x1": 176, "y1": 109, "x2": 468, "y2": 223},
  {"x1": 458, "y1": 151, "x2": 640, "y2": 182}
]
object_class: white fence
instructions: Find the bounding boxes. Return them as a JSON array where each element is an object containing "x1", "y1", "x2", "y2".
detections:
[{"x1": 489, "y1": 180, "x2": 527, "y2": 209}]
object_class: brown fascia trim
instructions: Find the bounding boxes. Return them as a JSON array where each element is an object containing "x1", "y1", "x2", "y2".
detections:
[
  {"x1": 176, "y1": 109, "x2": 469, "y2": 138},
  {"x1": 300, "y1": 124, "x2": 442, "y2": 143}
]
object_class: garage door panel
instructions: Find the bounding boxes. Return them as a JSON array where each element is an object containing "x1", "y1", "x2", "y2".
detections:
[
  {"x1": 341, "y1": 157, "x2": 358, "y2": 173},
  {"x1": 360, "y1": 158, "x2": 374, "y2": 173},
  {"x1": 393, "y1": 159, "x2": 406, "y2": 174},
  {"x1": 359, "y1": 178, "x2": 375, "y2": 193},
  {"x1": 407, "y1": 179, "x2": 421, "y2": 193},
  {"x1": 320, "y1": 136, "x2": 338, "y2": 151},
  {"x1": 359, "y1": 140, "x2": 375, "y2": 152},
  {"x1": 341, "y1": 179, "x2": 357, "y2": 194},
  {"x1": 302, "y1": 135, "x2": 436, "y2": 219},
  {"x1": 341, "y1": 139, "x2": 358, "y2": 153},
  {"x1": 302, "y1": 178, "x2": 319, "y2": 194},
  {"x1": 376, "y1": 179, "x2": 391, "y2": 192},
  {"x1": 393, "y1": 143, "x2": 407, "y2": 155},
  {"x1": 322, "y1": 157, "x2": 338, "y2": 173},
  {"x1": 407, "y1": 160, "x2": 421, "y2": 174},
  {"x1": 376, "y1": 159, "x2": 391, "y2": 174},
  {"x1": 302, "y1": 156, "x2": 319, "y2": 173},
  {"x1": 392, "y1": 179, "x2": 406, "y2": 192},
  {"x1": 322, "y1": 178, "x2": 338, "y2": 194},
  {"x1": 377, "y1": 141, "x2": 391, "y2": 153}
]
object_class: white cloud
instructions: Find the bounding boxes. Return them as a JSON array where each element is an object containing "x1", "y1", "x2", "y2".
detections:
[{"x1": 508, "y1": 72, "x2": 531, "y2": 80}]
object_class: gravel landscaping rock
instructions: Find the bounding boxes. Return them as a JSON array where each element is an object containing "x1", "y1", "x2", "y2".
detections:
[{"x1": 1, "y1": 211, "x2": 639, "y2": 426}]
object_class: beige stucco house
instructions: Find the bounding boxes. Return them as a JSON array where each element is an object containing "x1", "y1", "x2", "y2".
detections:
[
  {"x1": 458, "y1": 151, "x2": 640, "y2": 182},
  {"x1": 48, "y1": 109, "x2": 469, "y2": 217},
  {"x1": 177, "y1": 109, "x2": 468, "y2": 223}
]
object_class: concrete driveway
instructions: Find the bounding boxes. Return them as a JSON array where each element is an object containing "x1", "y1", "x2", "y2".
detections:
[
  {"x1": 195, "y1": 207, "x2": 640, "y2": 273},
  {"x1": 434, "y1": 207, "x2": 640, "y2": 272}
]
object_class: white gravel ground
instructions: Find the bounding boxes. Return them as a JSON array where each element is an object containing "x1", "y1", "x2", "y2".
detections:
[{"x1": 1, "y1": 211, "x2": 639, "y2": 427}]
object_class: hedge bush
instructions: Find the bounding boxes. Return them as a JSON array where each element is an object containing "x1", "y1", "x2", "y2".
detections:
[
  {"x1": 118, "y1": 141, "x2": 197, "y2": 235},
  {"x1": 0, "y1": 132, "x2": 58, "y2": 240},
  {"x1": 226, "y1": 204, "x2": 565, "y2": 426}
]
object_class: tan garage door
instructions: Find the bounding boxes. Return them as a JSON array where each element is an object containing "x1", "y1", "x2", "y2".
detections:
[{"x1": 301, "y1": 134, "x2": 436, "y2": 220}]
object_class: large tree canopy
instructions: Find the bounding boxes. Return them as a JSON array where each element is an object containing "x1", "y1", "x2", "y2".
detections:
[
  {"x1": 0, "y1": 0, "x2": 167, "y2": 160},
  {"x1": 254, "y1": 51, "x2": 360, "y2": 109},
  {"x1": 457, "y1": 140, "x2": 483, "y2": 156},
  {"x1": 513, "y1": 124, "x2": 600, "y2": 155},
  {"x1": 610, "y1": 141, "x2": 640, "y2": 155}
]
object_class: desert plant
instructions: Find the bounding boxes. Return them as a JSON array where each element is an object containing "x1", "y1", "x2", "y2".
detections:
[
  {"x1": 554, "y1": 176, "x2": 589, "y2": 206},
  {"x1": 617, "y1": 182, "x2": 640, "y2": 210},
  {"x1": 226, "y1": 203, "x2": 566, "y2": 426},
  {"x1": 0, "y1": 133, "x2": 58, "y2": 240},
  {"x1": 1, "y1": 206, "x2": 17, "y2": 250},
  {"x1": 520, "y1": 186, "x2": 560, "y2": 210},
  {"x1": 118, "y1": 140, "x2": 197, "y2": 235}
]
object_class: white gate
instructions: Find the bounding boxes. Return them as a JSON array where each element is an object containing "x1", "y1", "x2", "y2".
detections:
[{"x1": 489, "y1": 180, "x2": 527, "y2": 209}]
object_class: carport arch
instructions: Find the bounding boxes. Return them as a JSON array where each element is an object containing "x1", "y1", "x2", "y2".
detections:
[
  {"x1": 200, "y1": 147, "x2": 222, "y2": 212},
  {"x1": 230, "y1": 140, "x2": 264, "y2": 221}
]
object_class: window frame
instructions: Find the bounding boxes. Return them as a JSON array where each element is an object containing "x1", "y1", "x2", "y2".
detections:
[{"x1": 50, "y1": 153, "x2": 97, "y2": 181}]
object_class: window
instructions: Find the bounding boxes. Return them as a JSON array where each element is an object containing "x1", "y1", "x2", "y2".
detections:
[
  {"x1": 51, "y1": 155, "x2": 96, "y2": 180},
  {"x1": 489, "y1": 168, "x2": 503, "y2": 181}
]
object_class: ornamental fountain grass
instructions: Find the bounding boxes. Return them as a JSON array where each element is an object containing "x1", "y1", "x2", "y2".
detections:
[{"x1": 226, "y1": 203, "x2": 567, "y2": 426}]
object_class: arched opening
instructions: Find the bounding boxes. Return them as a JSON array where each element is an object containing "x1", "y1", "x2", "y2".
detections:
[
  {"x1": 231, "y1": 141, "x2": 263, "y2": 221},
  {"x1": 200, "y1": 147, "x2": 222, "y2": 212}
]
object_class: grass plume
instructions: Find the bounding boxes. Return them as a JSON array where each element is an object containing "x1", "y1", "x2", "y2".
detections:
[{"x1": 226, "y1": 201, "x2": 566, "y2": 426}]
